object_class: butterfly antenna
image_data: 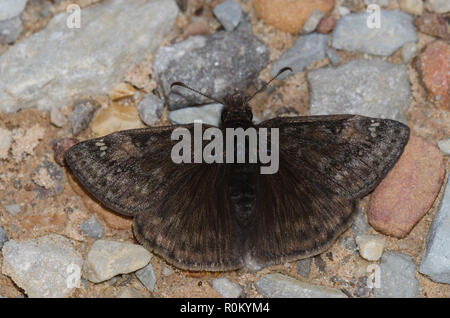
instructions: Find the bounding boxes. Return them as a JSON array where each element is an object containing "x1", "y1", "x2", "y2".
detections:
[
  {"x1": 170, "y1": 82, "x2": 224, "y2": 105},
  {"x1": 246, "y1": 67, "x2": 293, "y2": 103}
]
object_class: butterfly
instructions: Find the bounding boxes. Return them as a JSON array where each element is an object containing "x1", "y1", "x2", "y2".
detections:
[{"x1": 64, "y1": 68, "x2": 410, "y2": 271}]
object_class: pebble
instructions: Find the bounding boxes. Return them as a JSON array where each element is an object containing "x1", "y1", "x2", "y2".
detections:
[
  {"x1": 256, "y1": 273, "x2": 347, "y2": 298},
  {"x1": 10, "y1": 124, "x2": 45, "y2": 161},
  {"x1": 80, "y1": 216, "x2": 104, "y2": 239},
  {"x1": 326, "y1": 48, "x2": 341, "y2": 65},
  {"x1": 316, "y1": 15, "x2": 336, "y2": 34},
  {"x1": 399, "y1": 0, "x2": 423, "y2": 15},
  {"x1": 351, "y1": 208, "x2": 370, "y2": 237},
  {"x1": 162, "y1": 267, "x2": 172, "y2": 277},
  {"x1": 0, "y1": 0, "x2": 28, "y2": 21},
  {"x1": 416, "y1": 41, "x2": 450, "y2": 109},
  {"x1": 419, "y1": 180, "x2": 450, "y2": 284},
  {"x1": 301, "y1": 10, "x2": 324, "y2": 34},
  {"x1": 253, "y1": 0, "x2": 334, "y2": 34},
  {"x1": 437, "y1": 138, "x2": 450, "y2": 156},
  {"x1": 212, "y1": 278, "x2": 243, "y2": 298},
  {"x1": 355, "y1": 235, "x2": 386, "y2": 261},
  {"x1": 31, "y1": 159, "x2": 65, "y2": 198},
  {"x1": 0, "y1": 127, "x2": 12, "y2": 159},
  {"x1": 50, "y1": 108, "x2": 68, "y2": 128},
  {"x1": 368, "y1": 136, "x2": 445, "y2": 238},
  {"x1": 374, "y1": 251, "x2": 419, "y2": 298},
  {"x1": 296, "y1": 258, "x2": 312, "y2": 278},
  {"x1": 307, "y1": 59, "x2": 411, "y2": 122},
  {"x1": 90, "y1": 104, "x2": 146, "y2": 137},
  {"x1": 1, "y1": 234, "x2": 83, "y2": 298},
  {"x1": 401, "y1": 42, "x2": 418, "y2": 63},
  {"x1": 137, "y1": 94, "x2": 164, "y2": 126},
  {"x1": 136, "y1": 264, "x2": 157, "y2": 292},
  {"x1": 213, "y1": 0, "x2": 242, "y2": 31},
  {"x1": 52, "y1": 137, "x2": 79, "y2": 166},
  {"x1": 153, "y1": 30, "x2": 269, "y2": 110},
  {"x1": 4, "y1": 204, "x2": 20, "y2": 215},
  {"x1": 426, "y1": 0, "x2": 450, "y2": 13},
  {"x1": 168, "y1": 103, "x2": 223, "y2": 126},
  {"x1": 84, "y1": 240, "x2": 151, "y2": 283},
  {"x1": 116, "y1": 287, "x2": 144, "y2": 298},
  {"x1": 0, "y1": 226, "x2": 8, "y2": 250},
  {"x1": 414, "y1": 13, "x2": 450, "y2": 40},
  {"x1": 337, "y1": 6, "x2": 350, "y2": 16},
  {"x1": 332, "y1": 10, "x2": 417, "y2": 56},
  {"x1": 109, "y1": 83, "x2": 137, "y2": 101},
  {"x1": 270, "y1": 33, "x2": 328, "y2": 79},
  {"x1": 0, "y1": 0, "x2": 179, "y2": 113},
  {"x1": 0, "y1": 16, "x2": 23, "y2": 44},
  {"x1": 70, "y1": 99, "x2": 100, "y2": 135}
]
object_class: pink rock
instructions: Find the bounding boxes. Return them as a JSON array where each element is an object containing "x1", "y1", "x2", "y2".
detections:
[
  {"x1": 368, "y1": 136, "x2": 445, "y2": 238},
  {"x1": 317, "y1": 15, "x2": 336, "y2": 34}
]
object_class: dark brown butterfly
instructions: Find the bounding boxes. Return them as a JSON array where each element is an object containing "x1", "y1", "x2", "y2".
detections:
[{"x1": 65, "y1": 68, "x2": 410, "y2": 271}]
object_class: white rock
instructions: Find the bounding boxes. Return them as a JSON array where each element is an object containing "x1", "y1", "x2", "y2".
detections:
[
  {"x1": 50, "y1": 108, "x2": 68, "y2": 128},
  {"x1": 356, "y1": 235, "x2": 386, "y2": 261},
  {"x1": 437, "y1": 138, "x2": 450, "y2": 156},
  {"x1": 426, "y1": 0, "x2": 450, "y2": 13},
  {"x1": 399, "y1": 0, "x2": 423, "y2": 15},
  {"x1": 212, "y1": 278, "x2": 243, "y2": 298},
  {"x1": 0, "y1": 127, "x2": 12, "y2": 159}
]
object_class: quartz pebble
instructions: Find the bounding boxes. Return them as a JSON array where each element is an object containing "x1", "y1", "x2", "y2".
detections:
[
  {"x1": 212, "y1": 278, "x2": 243, "y2": 298},
  {"x1": 356, "y1": 235, "x2": 386, "y2": 261},
  {"x1": 0, "y1": 127, "x2": 12, "y2": 159}
]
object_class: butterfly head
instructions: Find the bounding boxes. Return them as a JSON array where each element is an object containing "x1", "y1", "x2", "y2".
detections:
[{"x1": 221, "y1": 93, "x2": 253, "y2": 125}]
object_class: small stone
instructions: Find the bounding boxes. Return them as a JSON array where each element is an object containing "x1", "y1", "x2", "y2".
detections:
[
  {"x1": 212, "y1": 278, "x2": 243, "y2": 298},
  {"x1": 326, "y1": 48, "x2": 341, "y2": 65},
  {"x1": 0, "y1": 16, "x2": 23, "y2": 44},
  {"x1": 308, "y1": 59, "x2": 411, "y2": 122},
  {"x1": 0, "y1": 226, "x2": 8, "y2": 250},
  {"x1": 416, "y1": 41, "x2": 450, "y2": 109},
  {"x1": 313, "y1": 255, "x2": 327, "y2": 273},
  {"x1": 374, "y1": 251, "x2": 419, "y2": 298},
  {"x1": 90, "y1": 104, "x2": 146, "y2": 137},
  {"x1": 414, "y1": 13, "x2": 450, "y2": 40},
  {"x1": 168, "y1": 103, "x2": 223, "y2": 126},
  {"x1": 270, "y1": 33, "x2": 328, "y2": 78},
  {"x1": 332, "y1": 10, "x2": 417, "y2": 56},
  {"x1": 11, "y1": 124, "x2": 45, "y2": 161},
  {"x1": 0, "y1": 0, "x2": 28, "y2": 21},
  {"x1": 301, "y1": 10, "x2": 324, "y2": 34},
  {"x1": 401, "y1": 42, "x2": 418, "y2": 63},
  {"x1": 1, "y1": 234, "x2": 83, "y2": 298},
  {"x1": 399, "y1": 0, "x2": 423, "y2": 15},
  {"x1": 4, "y1": 204, "x2": 20, "y2": 215},
  {"x1": 426, "y1": 0, "x2": 450, "y2": 13},
  {"x1": 136, "y1": 264, "x2": 157, "y2": 292},
  {"x1": 368, "y1": 137, "x2": 446, "y2": 238},
  {"x1": 316, "y1": 15, "x2": 336, "y2": 34},
  {"x1": 116, "y1": 287, "x2": 144, "y2": 298},
  {"x1": 50, "y1": 108, "x2": 68, "y2": 128},
  {"x1": 253, "y1": 0, "x2": 334, "y2": 34},
  {"x1": 354, "y1": 276, "x2": 371, "y2": 298},
  {"x1": 181, "y1": 17, "x2": 211, "y2": 39},
  {"x1": 213, "y1": 0, "x2": 243, "y2": 31},
  {"x1": 419, "y1": 179, "x2": 450, "y2": 284},
  {"x1": 70, "y1": 99, "x2": 100, "y2": 135},
  {"x1": 137, "y1": 94, "x2": 164, "y2": 126},
  {"x1": 109, "y1": 83, "x2": 137, "y2": 101},
  {"x1": 337, "y1": 6, "x2": 350, "y2": 16},
  {"x1": 351, "y1": 208, "x2": 370, "y2": 237},
  {"x1": 296, "y1": 258, "x2": 312, "y2": 278},
  {"x1": 80, "y1": 216, "x2": 104, "y2": 239},
  {"x1": 162, "y1": 267, "x2": 172, "y2": 276},
  {"x1": 52, "y1": 137, "x2": 79, "y2": 166},
  {"x1": 0, "y1": 127, "x2": 12, "y2": 159},
  {"x1": 31, "y1": 160, "x2": 65, "y2": 198},
  {"x1": 256, "y1": 273, "x2": 347, "y2": 298},
  {"x1": 153, "y1": 30, "x2": 269, "y2": 110},
  {"x1": 437, "y1": 138, "x2": 450, "y2": 156},
  {"x1": 355, "y1": 235, "x2": 386, "y2": 261}
]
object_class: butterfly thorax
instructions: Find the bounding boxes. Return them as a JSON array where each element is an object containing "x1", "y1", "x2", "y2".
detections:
[{"x1": 220, "y1": 94, "x2": 253, "y2": 129}]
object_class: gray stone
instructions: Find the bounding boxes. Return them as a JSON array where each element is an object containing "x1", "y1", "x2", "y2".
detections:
[
  {"x1": 1, "y1": 234, "x2": 83, "y2": 298},
  {"x1": 50, "y1": 108, "x2": 68, "y2": 128},
  {"x1": 213, "y1": 0, "x2": 242, "y2": 31},
  {"x1": 31, "y1": 159, "x2": 65, "y2": 199},
  {"x1": 136, "y1": 264, "x2": 156, "y2": 292},
  {"x1": 256, "y1": 273, "x2": 347, "y2": 298},
  {"x1": 0, "y1": 0, "x2": 28, "y2": 21},
  {"x1": 70, "y1": 99, "x2": 100, "y2": 135},
  {"x1": 296, "y1": 258, "x2": 312, "y2": 278},
  {"x1": 351, "y1": 208, "x2": 370, "y2": 236},
  {"x1": 212, "y1": 278, "x2": 243, "y2": 298},
  {"x1": 168, "y1": 103, "x2": 223, "y2": 126},
  {"x1": 84, "y1": 240, "x2": 152, "y2": 283},
  {"x1": 374, "y1": 251, "x2": 419, "y2": 298},
  {"x1": 401, "y1": 42, "x2": 418, "y2": 63},
  {"x1": 332, "y1": 10, "x2": 417, "y2": 56},
  {"x1": 326, "y1": 48, "x2": 341, "y2": 66},
  {"x1": 162, "y1": 266, "x2": 172, "y2": 276},
  {"x1": 0, "y1": 0, "x2": 179, "y2": 113},
  {"x1": 0, "y1": 15, "x2": 23, "y2": 44},
  {"x1": 301, "y1": 10, "x2": 324, "y2": 34},
  {"x1": 437, "y1": 138, "x2": 450, "y2": 156},
  {"x1": 426, "y1": 0, "x2": 450, "y2": 13},
  {"x1": 137, "y1": 94, "x2": 164, "y2": 126},
  {"x1": 419, "y1": 180, "x2": 450, "y2": 284},
  {"x1": 0, "y1": 226, "x2": 8, "y2": 250},
  {"x1": 80, "y1": 216, "x2": 104, "y2": 239},
  {"x1": 270, "y1": 33, "x2": 328, "y2": 79},
  {"x1": 153, "y1": 30, "x2": 269, "y2": 110},
  {"x1": 0, "y1": 127, "x2": 12, "y2": 159},
  {"x1": 307, "y1": 59, "x2": 411, "y2": 122},
  {"x1": 4, "y1": 204, "x2": 20, "y2": 215}
]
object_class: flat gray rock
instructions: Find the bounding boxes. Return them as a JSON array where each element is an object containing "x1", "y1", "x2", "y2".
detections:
[
  {"x1": 332, "y1": 10, "x2": 417, "y2": 56},
  {"x1": 153, "y1": 30, "x2": 269, "y2": 110},
  {"x1": 256, "y1": 273, "x2": 347, "y2": 298},
  {"x1": 0, "y1": 0, "x2": 28, "y2": 21},
  {"x1": 0, "y1": 0, "x2": 179, "y2": 113},
  {"x1": 307, "y1": 59, "x2": 411, "y2": 122},
  {"x1": 212, "y1": 278, "x2": 243, "y2": 298},
  {"x1": 419, "y1": 180, "x2": 450, "y2": 284},
  {"x1": 1, "y1": 234, "x2": 83, "y2": 298},
  {"x1": 213, "y1": 0, "x2": 242, "y2": 31},
  {"x1": 0, "y1": 226, "x2": 8, "y2": 250},
  {"x1": 80, "y1": 216, "x2": 104, "y2": 239},
  {"x1": 137, "y1": 94, "x2": 164, "y2": 126},
  {"x1": 270, "y1": 33, "x2": 328, "y2": 79},
  {"x1": 374, "y1": 251, "x2": 419, "y2": 298},
  {"x1": 168, "y1": 103, "x2": 224, "y2": 126},
  {"x1": 0, "y1": 15, "x2": 23, "y2": 44},
  {"x1": 136, "y1": 263, "x2": 157, "y2": 292}
]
